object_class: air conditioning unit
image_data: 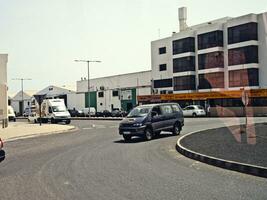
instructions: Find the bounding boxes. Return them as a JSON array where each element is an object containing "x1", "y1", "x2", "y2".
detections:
[{"x1": 100, "y1": 86, "x2": 105, "y2": 90}]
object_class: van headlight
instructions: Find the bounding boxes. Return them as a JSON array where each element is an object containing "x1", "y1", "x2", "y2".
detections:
[{"x1": 133, "y1": 123, "x2": 143, "y2": 127}]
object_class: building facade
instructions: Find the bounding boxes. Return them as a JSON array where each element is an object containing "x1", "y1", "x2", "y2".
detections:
[
  {"x1": 0, "y1": 54, "x2": 8, "y2": 128},
  {"x1": 143, "y1": 9, "x2": 267, "y2": 116},
  {"x1": 76, "y1": 70, "x2": 152, "y2": 112}
]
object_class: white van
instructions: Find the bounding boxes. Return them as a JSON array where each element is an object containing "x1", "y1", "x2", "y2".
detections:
[
  {"x1": 82, "y1": 107, "x2": 96, "y2": 117},
  {"x1": 8, "y1": 106, "x2": 16, "y2": 122},
  {"x1": 29, "y1": 99, "x2": 71, "y2": 124}
]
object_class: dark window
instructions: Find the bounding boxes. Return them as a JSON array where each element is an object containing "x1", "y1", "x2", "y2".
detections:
[
  {"x1": 173, "y1": 76, "x2": 196, "y2": 91},
  {"x1": 173, "y1": 56, "x2": 195, "y2": 73},
  {"x1": 152, "y1": 106, "x2": 162, "y2": 115},
  {"x1": 228, "y1": 22, "x2": 258, "y2": 44},
  {"x1": 160, "y1": 90, "x2": 167, "y2": 94},
  {"x1": 229, "y1": 69, "x2": 259, "y2": 87},
  {"x1": 199, "y1": 72, "x2": 224, "y2": 89},
  {"x1": 153, "y1": 79, "x2": 173, "y2": 88},
  {"x1": 159, "y1": 47, "x2": 166, "y2": 54},
  {"x1": 159, "y1": 64, "x2": 167, "y2": 71},
  {"x1": 198, "y1": 51, "x2": 224, "y2": 70},
  {"x1": 228, "y1": 46, "x2": 258, "y2": 66},
  {"x1": 98, "y1": 91, "x2": 104, "y2": 98},
  {"x1": 198, "y1": 30, "x2": 223, "y2": 50},
  {"x1": 250, "y1": 98, "x2": 267, "y2": 107},
  {"x1": 209, "y1": 98, "x2": 243, "y2": 107},
  {"x1": 173, "y1": 37, "x2": 195, "y2": 55},
  {"x1": 112, "y1": 90, "x2": 119, "y2": 97}
]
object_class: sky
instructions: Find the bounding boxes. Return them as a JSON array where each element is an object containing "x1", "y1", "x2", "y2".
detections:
[{"x1": 1, "y1": 0, "x2": 267, "y2": 94}]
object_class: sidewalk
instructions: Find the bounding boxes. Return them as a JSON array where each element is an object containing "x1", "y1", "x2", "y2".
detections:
[
  {"x1": 177, "y1": 122, "x2": 267, "y2": 177},
  {"x1": 0, "y1": 122, "x2": 75, "y2": 142}
]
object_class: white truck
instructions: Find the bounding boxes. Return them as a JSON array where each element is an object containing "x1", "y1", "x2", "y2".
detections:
[{"x1": 29, "y1": 99, "x2": 71, "y2": 124}]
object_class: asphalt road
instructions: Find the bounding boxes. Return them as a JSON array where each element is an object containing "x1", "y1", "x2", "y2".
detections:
[{"x1": 1, "y1": 118, "x2": 267, "y2": 200}]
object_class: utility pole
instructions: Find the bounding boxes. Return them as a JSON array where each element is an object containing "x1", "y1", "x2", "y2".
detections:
[{"x1": 12, "y1": 78, "x2": 32, "y2": 116}]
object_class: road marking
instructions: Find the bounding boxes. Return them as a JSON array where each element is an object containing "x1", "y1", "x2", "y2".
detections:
[{"x1": 83, "y1": 127, "x2": 93, "y2": 130}]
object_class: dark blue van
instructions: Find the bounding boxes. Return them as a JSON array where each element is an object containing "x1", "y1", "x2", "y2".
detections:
[{"x1": 119, "y1": 103, "x2": 184, "y2": 141}]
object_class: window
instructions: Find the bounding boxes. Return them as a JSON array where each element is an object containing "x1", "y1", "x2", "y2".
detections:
[
  {"x1": 198, "y1": 30, "x2": 223, "y2": 50},
  {"x1": 171, "y1": 104, "x2": 180, "y2": 112},
  {"x1": 153, "y1": 79, "x2": 173, "y2": 88},
  {"x1": 229, "y1": 69, "x2": 259, "y2": 87},
  {"x1": 152, "y1": 106, "x2": 162, "y2": 115},
  {"x1": 228, "y1": 46, "x2": 258, "y2": 66},
  {"x1": 159, "y1": 64, "x2": 167, "y2": 71},
  {"x1": 173, "y1": 37, "x2": 195, "y2": 55},
  {"x1": 112, "y1": 90, "x2": 119, "y2": 97},
  {"x1": 228, "y1": 22, "x2": 258, "y2": 44},
  {"x1": 198, "y1": 51, "x2": 224, "y2": 70},
  {"x1": 98, "y1": 91, "x2": 104, "y2": 98},
  {"x1": 173, "y1": 56, "x2": 195, "y2": 73},
  {"x1": 160, "y1": 90, "x2": 167, "y2": 94},
  {"x1": 159, "y1": 47, "x2": 166, "y2": 54},
  {"x1": 173, "y1": 76, "x2": 196, "y2": 91},
  {"x1": 199, "y1": 72, "x2": 224, "y2": 89},
  {"x1": 250, "y1": 98, "x2": 267, "y2": 107},
  {"x1": 161, "y1": 105, "x2": 173, "y2": 114}
]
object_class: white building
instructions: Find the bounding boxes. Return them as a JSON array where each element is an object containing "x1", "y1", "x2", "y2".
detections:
[
  {"x1": 11, "y1": 90, "x2": 37, "y2": 115},
  {"x1": 0, "y1": 54, "x2": 8, "y2": 128},
  {"x1": 76, "y1": 70, "x2": 152, "y2": 112},
  {"x1": 151, "y1": 8, "x2": 267, "y2": 94}
]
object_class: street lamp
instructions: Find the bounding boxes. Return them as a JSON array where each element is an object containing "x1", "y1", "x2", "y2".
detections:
[
  {"x1": 74, "y1": 60, "x2": 101, "y2": 117},
  {"x1": 12, "y1": 78, "x2": 32, "y2": 116}
]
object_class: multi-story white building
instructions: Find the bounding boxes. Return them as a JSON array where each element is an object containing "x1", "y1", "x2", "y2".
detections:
[
  {"x1": 0, "y1": 54, "x2": 8, "y2": 128},
  {"x1": 77, "y1": 70, "x2": 151, "y2": 112},
  {"x1": 138, "y1": 8, "x2": 267, "y2": 116},
  {"x1": 151, "y1": 8, "x2": 267, "y2": 95}
]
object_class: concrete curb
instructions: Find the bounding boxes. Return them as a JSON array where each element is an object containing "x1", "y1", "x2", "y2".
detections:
[
  {"x1": 5, "y1": 126, "x2": 78, "y2": 142},
  {"x1": 176, "y1": 128, "x2": 267, "y2": 178},
  {"x1": 16, "y1": 117, "x2": 123, "y2": 121}
]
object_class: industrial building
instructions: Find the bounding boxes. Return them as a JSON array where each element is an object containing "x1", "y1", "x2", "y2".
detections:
[
  {"x1": 76, "y1": 70, "x2": 152, "y2": 112},
  {"x1": 0, "y1": 54, "x2": 8, "y2": 128},
  {"x1": 138, "y1": 8, "x2": 267, "y2": 116},
  {"x1": 11, "y1": 90, "x2": 37, "y2": 115}
]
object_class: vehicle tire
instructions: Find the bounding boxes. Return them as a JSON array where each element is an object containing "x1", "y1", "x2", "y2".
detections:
[
  {"x1": 123, "y1": 135, "x2": 131, "y2": 142},
  {"x1": 51, "y1": 118, "x2": 56, "y2": 124},
  {"x1": 14, "y1": 118, "x2": 16, "y2": 122},
  {"x1": 172, "y1": 122, "x2": 181, "y2": 135},
  {"x1": 34, "y1": 119, "x2": 37, "y2": 123},
  {"x1": 154, "y1": 131, "x2": 161, "y2": 137},
  {"x1": 192, "y1": 113, "x2": 197, "y2": 117},
  {"x1": 144, "y1": 128, "x2": 153, "y2": 141},
  {"x1": 65, "y1": 120, "x2": 71, "y2": 124}
]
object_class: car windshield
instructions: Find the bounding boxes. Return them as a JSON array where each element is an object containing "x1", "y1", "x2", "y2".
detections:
[
  {"x1": 127, "y1": 106, "x2": 152, "y2": 117},
  {"x1": 52, "y1": 105, "x2": 66, "y2": 112}
]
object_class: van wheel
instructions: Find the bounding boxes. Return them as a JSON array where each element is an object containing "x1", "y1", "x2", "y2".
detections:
[
  {"x1": 123, "y1": 135, "x2": 131, "y2": 142},
  {"x1": 144, "y1": 128, "x2": 153, "y2": 141},
  {"x1": 192, "y1": 113, "x2": 197, "y2": 117},
  {"x1": 51, "y1": 118, "x2": 56, "y2": 124},
  {"x1": 173, "y1": 122, "x2": 181, "y2": 135},
  {"x1": 65, "y1": 120, "x2": 71, "y2": 124}
]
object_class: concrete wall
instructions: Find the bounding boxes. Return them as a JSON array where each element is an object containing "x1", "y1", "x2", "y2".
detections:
[{"x1": 0, "y1": 54, "x2": 8, "y2": 128}]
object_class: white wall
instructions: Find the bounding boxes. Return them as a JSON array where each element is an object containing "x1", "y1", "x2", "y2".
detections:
[
  {"x1": 0, "y1": 54, "x2": 8, "y2": 127},
  {"x1": 258, "y1": 12, "x2": 267, "y2": 88},
  {"x1": 67, "y1": 93, "x2": 85, "y2": 110}
]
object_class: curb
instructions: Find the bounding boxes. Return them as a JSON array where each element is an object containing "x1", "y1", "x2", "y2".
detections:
[
  {"x1": 176, "y1": 128, "x2": 267, "y2": 178},
  {"x1": 5, "y1": 126, "x2": 78, "y2": 142}
]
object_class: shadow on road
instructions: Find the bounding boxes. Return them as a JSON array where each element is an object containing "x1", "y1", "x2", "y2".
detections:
[{"x1": 114, "y1": 132, "x2": 177, "y2": 144}]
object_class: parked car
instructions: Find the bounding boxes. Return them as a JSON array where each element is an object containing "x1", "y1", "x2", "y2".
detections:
[
  {"x1": 8, "y1": 105, "x2": 16, "y2": 122},
  {"x1": 82, "y1": 107, "x2": 96, "y2": 117},
  {"x1": 23, "y1": 107, "x2": 31, "y2": 117},
  {"x1": 0, "y1": 138, "x2": 5, "y2": 163},
  {"x1": 119, "y1": 103, "x2": 184, "y2": 141},
  {"x1": 96, "y1": 110, "x2": 112, "y2": 117},
  {"x1": 68, "y1": 109, "x2": 84, "y2": 117},
  {"x1": 182, "y1": 105, "x2": 206, "y2": 117},
  {"x1": 111, "y1": 108, "x2": 127, "y2": 117}
]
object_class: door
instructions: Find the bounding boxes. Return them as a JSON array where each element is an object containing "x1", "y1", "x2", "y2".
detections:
[
  {"x1": 160, "y1": 104, "x2": 174, "y2": 128},
  {"x1": 151, "y1": 106, "x2": 164, "y2": 131},
  {"x1": 183, "y1": 106, "x2": 194, "y2": 116}
]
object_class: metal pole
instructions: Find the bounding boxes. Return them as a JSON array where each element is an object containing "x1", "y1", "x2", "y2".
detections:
[
  {"x1": 21, "y1": 79, "x2": 24, "y2": 116},
  {"x1": 87, "y1": 61, "x2": 91, "y2": 118}
]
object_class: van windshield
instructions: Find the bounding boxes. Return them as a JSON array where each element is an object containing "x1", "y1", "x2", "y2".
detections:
[
  {"x1": 52, "y1": 105, "x2": 66, "y2": 112},
  {"x1": 127, "y1": 106, "x2": 152, "y2": 118}
]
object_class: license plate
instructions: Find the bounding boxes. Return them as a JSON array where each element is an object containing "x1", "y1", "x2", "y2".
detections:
[{"x1": 123, "y1": 131, "x2": 131, "y2": 135}]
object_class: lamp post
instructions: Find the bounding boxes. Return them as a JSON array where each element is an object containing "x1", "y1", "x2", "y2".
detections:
[
  {"x1": 12, "y1": 78, "x2": 32, "y2": 116},
  {"x1": 74, "y1": 60, "x2": 101, "y2": 117}
]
